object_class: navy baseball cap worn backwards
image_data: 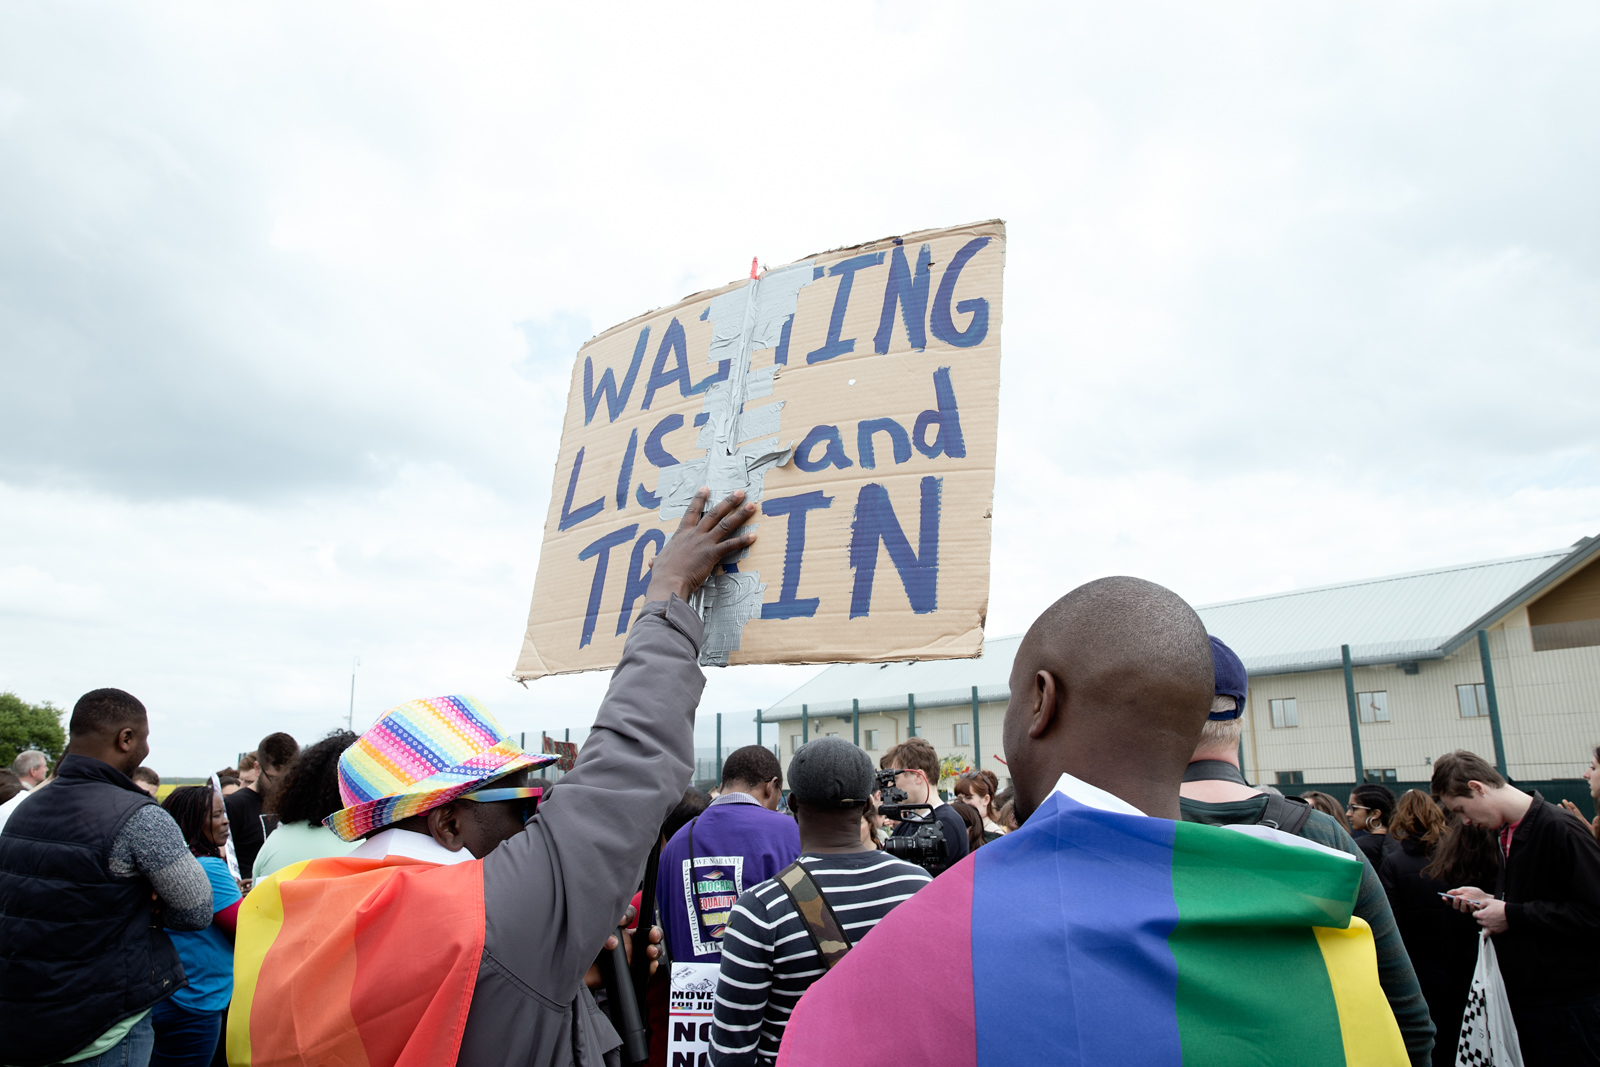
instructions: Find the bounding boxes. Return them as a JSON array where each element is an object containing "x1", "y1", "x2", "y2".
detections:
[{"x1": 1209, "y1": 636, "x2": 1247, "y2": 720}]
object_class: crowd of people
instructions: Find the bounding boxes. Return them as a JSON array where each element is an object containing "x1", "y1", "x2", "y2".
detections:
[{"x1": 2, "y1": 488, "x2": 1599, "y2": 1067}]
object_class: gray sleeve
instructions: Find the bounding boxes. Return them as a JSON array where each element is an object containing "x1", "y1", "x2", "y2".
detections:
[
  {"x1": 481, "y1": 594, "x2": 703, "y2": 1001},
  {"x1": 107, "y1": 804, "x2": 214, "y2": 932}
]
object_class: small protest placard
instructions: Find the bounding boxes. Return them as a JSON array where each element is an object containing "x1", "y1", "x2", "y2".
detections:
[
  {"x1": 540, "y1": 735, "x2": 578, "y2": 772},
  {"x1": 514, "y1": 220, "x2": 1005, "y2": 678},
  {"x1": 667, "y1": 962, "x2": 720, "y2": 1067}
]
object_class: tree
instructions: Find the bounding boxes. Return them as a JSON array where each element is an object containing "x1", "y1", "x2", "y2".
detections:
[{"x1": 0, "y1": 692, "x2": 67, "y2": 769}]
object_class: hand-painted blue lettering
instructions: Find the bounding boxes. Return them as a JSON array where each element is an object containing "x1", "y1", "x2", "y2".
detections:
[
  {"x1": 641, "y1": 318, "x2": 692, "y2": 410},
  {"x1": 644, "y1": 413, "x2": 685, "y2": 470},
  {"x1": 857, "y1": 418, "x2": 911, "y2": 469},
  {"x1": 805, "y1": 252, "x2": 887, "y2": 364},
  {"x1": 559, "y1": 447, "x2": 605, "y2": 531},
  {"x1": 913, "y1": 367, "x2": 966, "y2": 459},
  {"x1": 694, "y1": 412, "x2": 709, "y2": 427},
  {"x1": 812, "y1": 266, "x2": 825, "y2": 280},
  {"x1": 582, "y1": 327, "x2": 650, "y2": 424},
  {"x1": 635, "y1": 413, "x2": 685, "y2": 510},
  {"x1": 848, "y1": 477, "x2": 941, "y2": 618},
  {"x1": 929, "y1": 237, "x2": 992, "y2": 349},
  {"x1": 615, "y1": 428, "x2": 639, "y2": 510},
  {"x1": 759, "y1": 491, "x2": 833, "y2": 620},
  {"x1": 578, "y1": 524, "x2": 639, "y2": 647},
  {"x1": 773, "y1": 314, "x2": 795, "y2": 366},
  {"x1": 690, "y1": 360, "x2": 731, "y2": 394},
  {"x1": 616, "y1": 528, "x2": 666, "y2": 635},
  {"x1": 794, "y1": 425, "x2": 853, "y2": 472},
  {"x1": 873, "y1": 243, "x2": 932, "y2": 354}
]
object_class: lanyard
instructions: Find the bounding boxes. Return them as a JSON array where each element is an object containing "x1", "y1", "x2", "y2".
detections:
[{"x1": 684, "y1": 815, "x2": 708, "y2": 934}]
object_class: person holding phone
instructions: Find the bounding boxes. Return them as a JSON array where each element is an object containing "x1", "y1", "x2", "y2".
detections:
[{"x1": 1434, "y1": 750, "x2": 1600, "y2": 1066}]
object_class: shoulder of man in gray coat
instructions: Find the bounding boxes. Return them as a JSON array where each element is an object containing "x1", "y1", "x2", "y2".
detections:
[{"x1": 456, "y1": 595, "x2": 705, "y2": 1067}]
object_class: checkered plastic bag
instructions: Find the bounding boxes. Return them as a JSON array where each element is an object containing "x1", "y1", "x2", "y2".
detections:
[{"x1": 1455, "y1": 931, "x2": 1523, "y2": 1067}]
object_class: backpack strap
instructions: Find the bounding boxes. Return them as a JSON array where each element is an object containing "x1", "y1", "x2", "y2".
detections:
[
  {"x1": 1258, "y1": 794, "x2": 1313, "y2": 836},
  {"x1": 774, "y1": 860, "x2": 852, "y2": 971}
]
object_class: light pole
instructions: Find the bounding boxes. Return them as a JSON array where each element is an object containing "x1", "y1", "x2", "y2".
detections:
[{"x1": 348, "y1": 656, "x2": 360, "y2": 730}]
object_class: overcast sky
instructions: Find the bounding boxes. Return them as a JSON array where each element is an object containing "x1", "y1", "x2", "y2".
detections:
[{"x1": 3, "y1": 3, "x2": 1598, "y2": 775}]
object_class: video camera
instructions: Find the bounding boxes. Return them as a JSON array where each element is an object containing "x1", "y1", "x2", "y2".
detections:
[{"x1": 874, "y1": 767, "x2": 948, "y2": 875}]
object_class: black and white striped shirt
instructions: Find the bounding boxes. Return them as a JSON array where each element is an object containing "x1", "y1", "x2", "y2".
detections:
[{"x1": 708, "y1": 851, "x2": 931, "y2": 1065}]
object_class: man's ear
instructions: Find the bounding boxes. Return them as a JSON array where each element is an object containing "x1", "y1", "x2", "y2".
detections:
[
  {"x1": 115, "y1": 727, "x2": 136, "y2": 754},
  {"x1": 427, "y1": 802, "x2": 470, "y2": 852},
  {"x1": 1026, "y1": 670, "x2": 1060, "y2": 741}
]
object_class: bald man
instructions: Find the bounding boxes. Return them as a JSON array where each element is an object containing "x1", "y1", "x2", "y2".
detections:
[{"x1": 777, "y1": 577, "x2": 1408, "y2": 1066}]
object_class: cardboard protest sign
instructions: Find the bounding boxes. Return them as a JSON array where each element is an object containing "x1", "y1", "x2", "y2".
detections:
[
  {"x1": 667, "y1": 962, "x2": 719, "y2": 1066},
  {"x1": 514, "y1": 220, "x2": 1004, "y2": 678}
]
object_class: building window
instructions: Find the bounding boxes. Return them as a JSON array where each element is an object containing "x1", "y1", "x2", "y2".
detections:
[
  {"x1": 1357, "y1": 691, "x2": 1390, "y2": 724},
  {"x1": 953, "y1": 723, "x2": 971, "y2": 746},
  {"x1": 863, "y1": 729, "x2": 878, "y2": 750},
  {"x1": 1457, "y1": 683, "x2": 1490, "y2": 718},
  {"x1": 1275, "y1": 771, "x2": 1304, "y2": 786},
  {"x1": 1270, "y1": 698, "x2": 1298, "y2": 728},
  {"x1": 825, "y1": 732, "x2": 838, "y2": 739},
  {"x1": 790, "y1": 735, "x2": 800, "y2": 755},
  {"x1": 1363, "y1": 768, "x2": 1399, "y2": 785}
]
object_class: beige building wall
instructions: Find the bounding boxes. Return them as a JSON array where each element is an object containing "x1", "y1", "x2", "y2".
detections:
[
  {"x1": 1242, "y1": 609, "x2": 1600, "y2": 785},
  {"x1": 774, "y1": 700, "x2": 1011, "y2": 791}
]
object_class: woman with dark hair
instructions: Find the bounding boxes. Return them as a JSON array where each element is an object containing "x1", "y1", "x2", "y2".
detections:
[
  {"x1": 251, "y1": 729, "x2": 360, "y2": 881},
  {"x1": 1559, "y1": 745, "x2": 1600, "y2": 842},
  {"x1": 1347, "y1": 783, "x2": 1396, "y2": 865},
  {"x1": 1300, "y1": 791, "x2": 1353, "y2": 835},
  {"x1": 950, "y1": 798, "x2": 986, "y2": 853},
  {"x1": 1378, "y1": 791, "x2": 1489, "y2": 1066},
  {"x1": 155, "y1": 786, "x2": 242, "y2": 1067}
]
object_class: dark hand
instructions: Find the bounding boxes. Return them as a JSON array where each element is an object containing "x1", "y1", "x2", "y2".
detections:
[
  {"x1": 584, "y1": 906, "x2": 665, "y2": 988},
  {"x1": 645, "y1": 489, "x2": 758, "y2": 604}
]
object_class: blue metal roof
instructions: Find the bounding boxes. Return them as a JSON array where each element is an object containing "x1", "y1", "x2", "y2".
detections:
[{"x1": 755, "y1": 539, "x2": 1596, "y2": 721}]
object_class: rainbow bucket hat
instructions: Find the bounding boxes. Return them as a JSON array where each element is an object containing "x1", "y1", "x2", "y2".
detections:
[{"x1": 324, "y1": 694, "x2": 556, "y2": 842}]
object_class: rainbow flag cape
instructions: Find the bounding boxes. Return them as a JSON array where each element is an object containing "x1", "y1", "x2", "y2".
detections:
[
  {"x1": 778, "y1": 791, "x2": 1407, "y2": 1066},
  {"x1": 228, "y1": 856, "x2": 485, "y2": 1067}
]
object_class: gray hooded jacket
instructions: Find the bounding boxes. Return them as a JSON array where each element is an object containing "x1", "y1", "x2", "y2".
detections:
[{"x1": 457, "y1": 594, "x2": 703, "y2": 1066}]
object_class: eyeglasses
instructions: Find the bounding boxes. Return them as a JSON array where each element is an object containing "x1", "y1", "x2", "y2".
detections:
[{"x1": 461, "y1": 785, "x2": 543, "y2": 824}]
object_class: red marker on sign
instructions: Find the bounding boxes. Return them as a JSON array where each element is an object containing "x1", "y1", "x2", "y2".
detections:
[{"x1": 750, "y1": 257, "x2": 759, "y2": 280}]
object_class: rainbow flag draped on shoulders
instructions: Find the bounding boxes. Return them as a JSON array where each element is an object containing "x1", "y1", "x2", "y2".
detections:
[
  {"x1": 228, "y1": 855, "x2": 485, "y2": 1067},
  {"x1": 778, "y1": 791, "x2": 1407, "y2": 1067}
]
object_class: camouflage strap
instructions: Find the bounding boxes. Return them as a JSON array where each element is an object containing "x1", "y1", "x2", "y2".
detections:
[{"x1": 774, "y1": 860, "x2": 853, "y2": 971}]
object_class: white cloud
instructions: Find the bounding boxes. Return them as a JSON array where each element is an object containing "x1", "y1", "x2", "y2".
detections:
[{"x1": 1, "y1": 1, "x2": 1597, "y2": 773}]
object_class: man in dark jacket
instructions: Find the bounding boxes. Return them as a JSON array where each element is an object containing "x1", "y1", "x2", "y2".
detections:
[
  {"x1": 1179, "y1": 636, "x2": 1435, "y2": 1067},
  {"x1": 0, "y1": 688, "x2": 213, "y2": 1067},
  {"x1": 1436, "y1": 749, "x2": 1600, "y2": 1067},
  {"x1": 224, "y1": 730, "x2": 298, "y2": 879}
]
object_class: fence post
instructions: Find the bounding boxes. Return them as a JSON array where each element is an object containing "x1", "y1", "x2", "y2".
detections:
[
  {"x1": 1477, "y1": 629, "x2": 1510, "y2": 777},
  {"x1": 908, "y1": 693, "x2": 917, "y2": 738},
  {"x1": 852, "y1": 699, "x2": 860, "y2": 746},
  {"x1": 715, "y1": 712, "x2": 723, "y2": 784},
  {"x1": 971, "y1": 686, "x2": 981, "y2": 770},
  {"x1": 802, "y1": 704, "x2": 808, "y2": 744},
  {"x1": 1342, "y1": 644, "x2": 1365, "y2": 785}
]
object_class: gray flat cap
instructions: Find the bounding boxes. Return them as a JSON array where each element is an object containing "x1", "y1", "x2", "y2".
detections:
[{"x1": 787, "y1": 737, "x2": 875, "y2": 808}]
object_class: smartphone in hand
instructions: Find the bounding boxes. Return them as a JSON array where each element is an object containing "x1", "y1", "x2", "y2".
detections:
[{"x1": 1438, "y1": 891, "x2": 1485, "y2": 910}]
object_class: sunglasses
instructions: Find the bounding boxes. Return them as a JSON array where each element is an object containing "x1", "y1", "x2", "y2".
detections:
[{"x1": 461, "y1": 785, "x2": 544, "y2": 824}]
